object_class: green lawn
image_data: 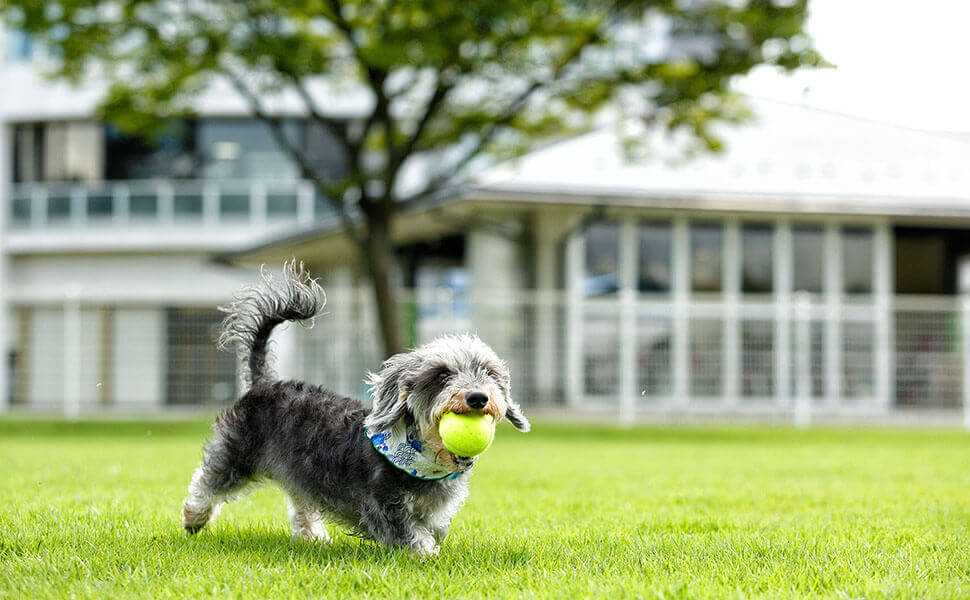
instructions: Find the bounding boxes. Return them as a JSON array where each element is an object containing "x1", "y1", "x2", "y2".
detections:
[{"x1": 1, "y1": 419, "x2": 969, "y2": 599}]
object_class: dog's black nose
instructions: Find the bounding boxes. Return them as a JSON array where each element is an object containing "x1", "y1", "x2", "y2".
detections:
[{"x1": 466, "y1": 392, "x2": 488, "y2": 409}]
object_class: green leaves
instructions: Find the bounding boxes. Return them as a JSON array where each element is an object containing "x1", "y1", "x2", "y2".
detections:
[{"x1": 1, "y1": 0, "x2": 822, "y2": 203}]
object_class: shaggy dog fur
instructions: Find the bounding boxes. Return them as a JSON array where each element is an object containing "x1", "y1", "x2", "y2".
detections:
[{"x1": 180, "y1": 262, "x2": 529, "y2": 557}]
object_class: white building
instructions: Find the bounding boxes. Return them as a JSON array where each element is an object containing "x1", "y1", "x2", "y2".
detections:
[
  {"x1": 4, "y1": 24, "x2": 970, "y2": 422},
  {"x1": 230, "y1": 101, "x2": 970, "y2": 424},
  {"x1": 0, "y1": 25, "x2": 362, "y2": 412}
]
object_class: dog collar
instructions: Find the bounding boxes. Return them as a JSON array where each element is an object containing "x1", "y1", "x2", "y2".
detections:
[{"x1": 365, "y1": 419, "x2": 474, "y2": 481}]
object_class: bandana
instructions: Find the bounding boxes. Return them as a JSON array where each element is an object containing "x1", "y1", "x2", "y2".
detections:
[{"x1": 365, "y1": 419, "x2": 475, "y2": 480}]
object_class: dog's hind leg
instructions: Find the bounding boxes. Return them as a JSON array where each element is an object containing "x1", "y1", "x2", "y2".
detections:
[
  {"x1": 287, "y1": 496, "x2": 331, "y2": 542},
  {"x1": 181, "y1": 432, "x2": 255, "y2": 534}
]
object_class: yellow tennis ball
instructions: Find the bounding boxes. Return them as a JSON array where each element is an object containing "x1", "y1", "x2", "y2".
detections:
[{"x1": 438, "y1": 412, "x2": 495, "y2": 457}]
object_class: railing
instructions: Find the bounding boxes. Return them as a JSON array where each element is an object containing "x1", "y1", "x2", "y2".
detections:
[
  {"x1": 7, "y1": 179, "x2": 334, "y2": 230},
  {"x1": 6, "y1": 288, "x2": 970, "y2": 427},
  {"x1": 295, "y1": 289, "x2": 970, "y2": 426}
]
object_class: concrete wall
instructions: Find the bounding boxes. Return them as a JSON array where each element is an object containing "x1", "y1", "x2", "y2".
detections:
[{"x1": 7, "y1": 253, "x2": 257, "y2": 305}]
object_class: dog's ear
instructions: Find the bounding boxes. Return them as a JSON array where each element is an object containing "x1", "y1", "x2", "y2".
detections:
[
  {"x1": 364, "y1": 353, "x2": 411, "y2": 430},
  {"x1": 504, "y1": 398, "x2": 531, "y2": 432}
]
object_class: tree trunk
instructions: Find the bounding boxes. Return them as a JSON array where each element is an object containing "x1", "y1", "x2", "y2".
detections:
[{"x1": 364, "y1": 212, "x2": 404, "y2": 358}]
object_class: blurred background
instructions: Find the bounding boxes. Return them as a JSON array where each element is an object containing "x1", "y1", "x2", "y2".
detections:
[{"x1": 1, "y1": 0, "x2": 968, "y2": 428}]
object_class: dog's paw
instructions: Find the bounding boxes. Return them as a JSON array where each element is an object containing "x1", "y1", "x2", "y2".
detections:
[
  {"x1": 411, "y1": 536, "x2": 440, "y2": 560},
  {"x1": 292, "y1": 523, "x2": 332, "y2": 543},
  {"x1": 181, "y1": 498, "x2": 214, "y2": 534}
]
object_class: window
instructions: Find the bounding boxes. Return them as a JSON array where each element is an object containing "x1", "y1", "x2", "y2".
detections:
[
  {"x1": 42, "y1": 122, "x2": 103, "y2": 182},
  {"x1": 843, "y1": 227, "x2": 873, "y2": 294},
  {"x1": 304, "y1": 121, "x2": 351, "y2": 180},
  {"x1": 638, "y1": 222, "x2": 671, "y2": 292},
  {"x1": 742, "y1": 224, "x2": 773, "y2": 293},
  {"x1": 12, "y1": 124, "x2": 45, "y2": 182},
  {"x1": 197, "y1": 119, "x2": 299, "y2": 179},
  {"x1": 105, "y1": 121, "x2": 197, "y2": 180},
  {"x1": 690, "y1": 223, "x2": 723, "y2": 293},
  {"x1": 792, "y1": 225, "x2": 823, "y2": 293},
  {"x1": 416, "y1": 262, "x2": 470, "y2": 319},
  {"x1": 196, "y1": 119, "x2": 350, "y2": 182},
  {"x1": 584, "y1": 222, "x2": 619, "y2": 296},
  {"x1": 13, "y1": 122, "x2": 103, "y2": 183},
  {"x1": 5, "y1": 29, "x2": 34, "y2": 62}
]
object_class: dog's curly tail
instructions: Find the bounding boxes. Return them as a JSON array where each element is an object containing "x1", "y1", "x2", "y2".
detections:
[{"x1": 218, "y1": 260, "x2": 325, "y2": 387}]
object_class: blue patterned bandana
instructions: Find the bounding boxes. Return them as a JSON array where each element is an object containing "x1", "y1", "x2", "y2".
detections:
[{"x1": 365, "y1": 419, "x2": 475, "y2": 480}]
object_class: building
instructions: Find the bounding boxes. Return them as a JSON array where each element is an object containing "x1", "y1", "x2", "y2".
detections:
[
  {"x1": 4, "y1": 24, "x2": 970, "y2": 422},
  {"x1": 229, "y1": 100, "x2": 970, "y2": 424},
  {"x1": 0, "y1": 24, "x2": 362, "y2": 412}
]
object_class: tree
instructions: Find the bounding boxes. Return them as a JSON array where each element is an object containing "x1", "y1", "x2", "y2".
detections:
[{"x1": 2, "y1": 0, "x2": 823, "y2": 358}]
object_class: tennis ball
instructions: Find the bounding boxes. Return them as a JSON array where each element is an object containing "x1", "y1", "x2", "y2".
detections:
[{"x1": 438, "y1": 412, "x2": 495, "y2": 457}]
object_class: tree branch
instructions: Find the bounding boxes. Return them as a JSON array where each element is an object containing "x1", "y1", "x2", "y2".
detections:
[
  {"x1": 233, "y1": 4, "x2": 359, "y2": 163},
  {"x1": 324, "y1": 0, "x2": 396, "y2": 212},
  {"x1": 224, "y1": 68, "x2": 365, "y2": 251},
  {"x1": 285, "y1": 74, "x2": 363, "y2": 157},
  {"x1": 390, "y1": 74, "x2": 453, "y2": 173},
  {"x1": 411, "y1": 31, "x2": 602, "y2": 202}
]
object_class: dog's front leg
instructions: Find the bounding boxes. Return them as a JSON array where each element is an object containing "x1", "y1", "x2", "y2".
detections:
[{"x1": 360, "y1": 495, "x2": 438, "y2": 558}]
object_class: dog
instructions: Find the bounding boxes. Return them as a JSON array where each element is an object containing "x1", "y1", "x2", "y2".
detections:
[{"x1": 180, "y1": 262, "x2": 530, "y2": 557}]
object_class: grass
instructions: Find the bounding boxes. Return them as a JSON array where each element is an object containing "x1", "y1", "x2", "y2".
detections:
[{"x1": 2, "y1": 419, "x2": 970, "y2": 599}]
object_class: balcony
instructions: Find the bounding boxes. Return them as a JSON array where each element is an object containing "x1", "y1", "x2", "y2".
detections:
[{"x1": 5, "y1": 179, "x2": 335, "y2": 252}]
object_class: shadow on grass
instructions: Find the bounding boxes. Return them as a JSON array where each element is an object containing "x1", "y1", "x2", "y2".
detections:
[{"x1": 143, "y1": 527, "x2": 536, "y2": 571}]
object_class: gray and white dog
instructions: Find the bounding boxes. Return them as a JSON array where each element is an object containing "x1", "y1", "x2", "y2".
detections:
[{"x1": 181, "y1": 262, "x2": 529, "y2": 557}]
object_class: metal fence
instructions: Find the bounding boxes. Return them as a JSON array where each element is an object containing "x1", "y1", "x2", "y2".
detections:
[
  {"x1": 6, "y1": 289, "x2": 970, "y2": 426},
  {"x1": 7, "y1": 302, "x2": 237, "y2": 414},
  {"x1": 294, "y1": 289, "x2": 970, "y2": 426}
]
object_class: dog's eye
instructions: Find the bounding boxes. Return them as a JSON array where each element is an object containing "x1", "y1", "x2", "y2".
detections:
[{"x1": 436, "y1": 371, "x2": 452, "y2": 384}]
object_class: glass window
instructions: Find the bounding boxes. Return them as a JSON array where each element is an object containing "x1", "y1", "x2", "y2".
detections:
[
  {"x1": 690, "y1": 223, "x2": 722, "y2": 293},
  {"x1": 105, "y1": 121, "x2": 197, "y2": 180},
  {"x1": 103, "y1": 118, "x2": 350, "y2": 183},
  {"x1": 638, "y1": 222, "x2": 671, "y2": 292},
  {"x1": 415, "y1": 262, "x2": 470, "y2": 319},
  {"x1": 304, "y1": 121, "x2": 351, "y2": 181},
  {"x1": 843, "y1": 227, "x2": 873, "y2": 294},
  {"x1": 741, "y1": 224, "x2": 774, "y2": 294},
  {"x1": 12, "y1": 124, "x2": 44, "y2": 183},
  {"x1": 5, "y1": 29, "x2": 34, "y2": 62},
  {"x1": 793, "y1": 225, "x2": 823, "y2": 293},
  {"x1": 198, "y1": 119, "x2": 301, "y2": 180},
  {"x1": 14, "y1": 122, "x2": 105, "y2": 183},
  {"x1": 584, "y1": 222, "x2": 619, "y2": 296}
]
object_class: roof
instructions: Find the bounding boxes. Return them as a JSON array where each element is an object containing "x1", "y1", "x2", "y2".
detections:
[
  {"x1": 225, "y1": 98, "x2": 970, "y2": 264},
  {"x1": 472, "y1": 98, "x2": 970, "y2": 214}
]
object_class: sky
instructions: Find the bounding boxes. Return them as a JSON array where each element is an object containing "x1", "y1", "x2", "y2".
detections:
[{"x1": 735, "y1": 0, "x2": 970, "y2": 133}]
